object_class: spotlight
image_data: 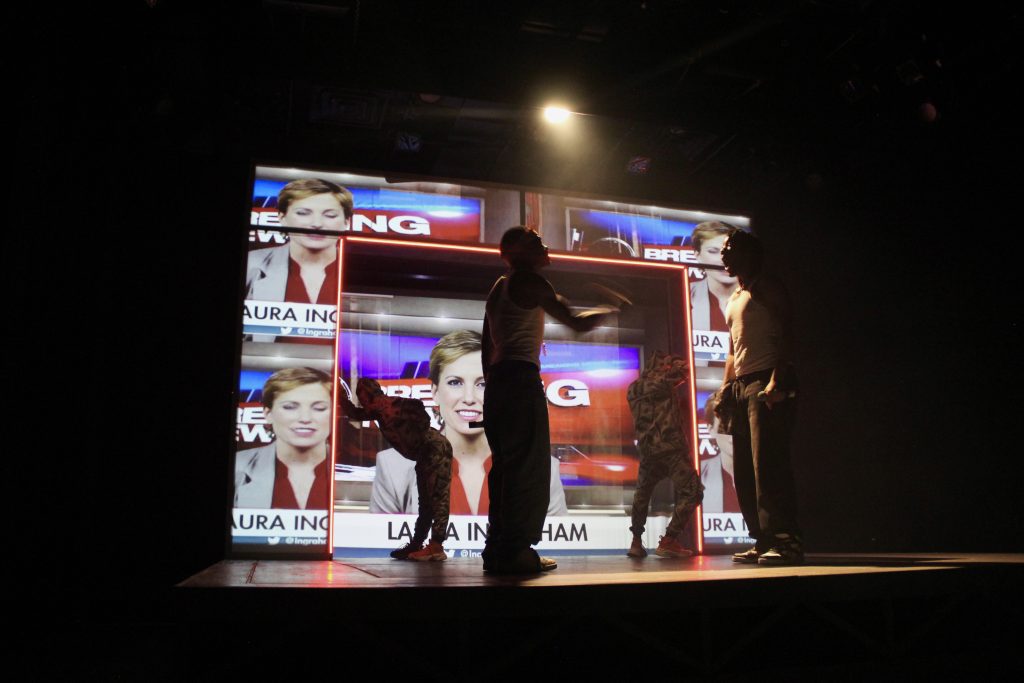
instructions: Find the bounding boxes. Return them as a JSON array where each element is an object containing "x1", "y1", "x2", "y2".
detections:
[{"x1": 543, "y1": 106, "x2": 572, "y2": 124}]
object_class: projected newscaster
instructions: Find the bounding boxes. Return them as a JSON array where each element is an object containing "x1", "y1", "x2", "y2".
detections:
[
  {"x1": 232, "y1": 367, "x2": 332, "y2": 551},
  {"x1": 244, "y1": 179, "x2": 352, "y2": 344},
  {"x1": 366, "y1": 331, "x2": 568, "y2": 519}
]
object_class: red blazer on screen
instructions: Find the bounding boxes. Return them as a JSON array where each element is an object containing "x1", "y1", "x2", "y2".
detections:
[{"x1": 369, "y1": 448, "x2": 567, "y2": 516}]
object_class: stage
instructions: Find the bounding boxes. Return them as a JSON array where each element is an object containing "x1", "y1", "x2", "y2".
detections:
[{"x1": 172, "y1": 553, "x2": 1024, "y2": 678}]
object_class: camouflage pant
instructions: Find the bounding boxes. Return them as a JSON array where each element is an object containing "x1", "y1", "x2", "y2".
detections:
[
  {"x1": 411, "y1": 429, "x2": 454, "y2": 544},
  {"x1": 629, "y1": 448, "x2": 704, "y2": 538}
]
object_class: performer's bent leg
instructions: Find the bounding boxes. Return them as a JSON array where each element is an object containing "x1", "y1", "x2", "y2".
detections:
[
  {"x1": 629, "y1": 452, "x2": 667, "y2": 536},
  {"x1": 427, "y1": 436, "x2": 454, "y2": 543},
  {"x1": 413, "y1": 457, "x2": 434, "y2": 545},
  {"x1": 665, "y1": 451, "x2": 704, "y2": 538}
]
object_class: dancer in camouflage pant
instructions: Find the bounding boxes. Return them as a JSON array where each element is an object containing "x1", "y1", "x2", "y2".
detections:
[
  {"x1": 627, "y1": 351, "x2": 704, "y2": 553},
  {"x1": 340, "y1": 378, "x2": 453, "y2": 547}
]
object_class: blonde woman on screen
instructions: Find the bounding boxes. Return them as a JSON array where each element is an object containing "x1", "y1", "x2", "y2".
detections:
[
  {"x1": 245, "y1": 178, "x2": 353, "y2": 304},
  {"x1": 234, "y1": 368, "x2": 332, "y2": 510},
  {"x1": 689, "y1": 221, "x2": 739, "y2": 333},
  {"x1": 370, "y1": 330, "x2": 567, "y2": 516}
]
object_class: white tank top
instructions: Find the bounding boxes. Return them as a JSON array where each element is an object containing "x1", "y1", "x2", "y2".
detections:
[
  {"x1": 726, "y1": 286, "x2": 781, "y2": 377},
  {"x1": 486, "y1": 275, "x2": 545, "y2": 368}
]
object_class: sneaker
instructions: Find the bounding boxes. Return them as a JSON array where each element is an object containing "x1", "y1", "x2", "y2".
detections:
[
  {"x1": 408, "y1": 540, "x2": 448, "y2": 562},
  {"x1": 758, "y1": 537, "x2": 804, "y2": 566},
  {"x1": 731, "y1": 546, "x2": 761, "y2": 564},
  {"x1": 483, "y1": 549, "x2": 556, "y2": 574},
  {"x1": 389, "y1": 541, "x2": 423, "y2": 560},
  {"x1": 627, "y1": 536, "x2": 648, "y2": 559},
  {"x1": 655, "y1": 535, "x2": 693, "y2": 558}
]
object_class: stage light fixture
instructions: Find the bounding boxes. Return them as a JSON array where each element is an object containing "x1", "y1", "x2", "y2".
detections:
[{"x1": 543, "y1": 106, "x2": 572, "y2": 124}]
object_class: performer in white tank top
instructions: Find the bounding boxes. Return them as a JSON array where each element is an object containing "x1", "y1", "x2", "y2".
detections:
[
  {"x1": 726, "y1": 284, "x2": 784, "y2": 379},
  {"x1": 480, "y1": 226, "x2": 622, "y2": 575},
  {"x1": 485, "y1": 274, "x2": 546, "y2": 368}
]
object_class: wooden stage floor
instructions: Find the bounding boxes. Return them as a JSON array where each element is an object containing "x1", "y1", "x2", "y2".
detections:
[
  {"x1": 181, "y1": 552, "x2": 1024, "y2": 590},
  {"x1": 177, "y1": 552, "x2": 1024, "y2": 617}
]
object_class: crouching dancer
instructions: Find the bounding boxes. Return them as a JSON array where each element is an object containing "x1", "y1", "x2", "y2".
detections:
[
  {"x1": 626, "y1": 351, "x2": 704, "y2": 558},
  {"x1": 340, "y1": 378, "x2": 453, "y2": 561}
]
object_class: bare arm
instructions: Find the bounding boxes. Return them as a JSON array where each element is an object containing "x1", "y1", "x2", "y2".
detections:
[
  {"x1": 510, "y1": 271, "x2": 613, "y2": 333},
  {"x1": 542, "y1": 292, "x2": 610, "y2": 332}
]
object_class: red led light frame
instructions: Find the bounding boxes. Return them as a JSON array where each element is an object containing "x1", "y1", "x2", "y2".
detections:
[
  {"x1": 328, "y1": 236, "x2": 345, "y2": 553},
  {"x1": 680, "y1": 269, "x2": 704, "y2": 554},
  {"x1": 332, "y1": 235, "x2": 705, "y2": 556}
]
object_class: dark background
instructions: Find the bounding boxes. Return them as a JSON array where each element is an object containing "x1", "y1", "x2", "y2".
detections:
[{"x1": 16, "y1": 0, "x2": 1020, "y2": 661}]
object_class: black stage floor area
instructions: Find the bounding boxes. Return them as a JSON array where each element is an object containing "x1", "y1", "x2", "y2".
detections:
[
  {"x1": 169, "y1": 553, "x2": 1024, "y2": 679},
  {"x1": 178, "y1": 552, "x2": 1022, "y2": 611}
]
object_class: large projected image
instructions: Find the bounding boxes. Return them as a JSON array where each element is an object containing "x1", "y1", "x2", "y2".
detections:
[
  {"x1": 243, "y1": 167, "x2": 516, "y2": 341},
  {"x1": 559, "y1": 204, "x2": 747, "y2": 366},
  {"x1": 252, "y1": 178, "x2": 484, "y2": 243},
  {"x1": 340, "y1": 332, "x2": 638, "y2": 519},
  {"x1": 249, "y1": 165, "x2": 524, "y2": 248},
  {"x1": 334, "y1": 319, "x2": 645, "y2": 558},
  {"x1": 566, "y1": 207, "x2": 695, "y2": 259},
  {"x1": 231, "y1": 363, "x2": 335, "y2": 554},
  {"x1": 526, "y1": 191, "x2": 754, "y2": 549},
  {"x1": 244, "y1": 179, "x2": 349, "y2": 343},
  {"x1": 331, "y1": 238, "x2": 694, "y2": 558},
  {"x1": 229, "y1": 164, "x2": 755, "y2": 557}
]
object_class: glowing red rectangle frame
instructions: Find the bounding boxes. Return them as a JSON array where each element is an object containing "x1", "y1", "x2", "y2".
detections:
[
  {"x1": 328, "y1": 236, "x2": 345, "y2": 553},
  {"x1": 330, "y1": 235, "x2": 704, "y2": 555}
]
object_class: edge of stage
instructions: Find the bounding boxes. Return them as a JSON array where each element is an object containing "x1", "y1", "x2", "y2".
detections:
[
  {"x1": 175, "y1": 552, "x2": 1024, "y2": 622},
  {"x1": 162, "y1": 553, "x2": 1024, "y2": 677}
]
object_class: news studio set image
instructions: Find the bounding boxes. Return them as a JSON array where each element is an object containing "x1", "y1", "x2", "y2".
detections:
[{"x1": 232, "y1": 166, "x2": 744, "y2": 560}]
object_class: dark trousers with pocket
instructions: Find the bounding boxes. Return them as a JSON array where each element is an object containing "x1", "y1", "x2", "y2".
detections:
[
  {"x1": 730, "y1": 369, "x2": 800, "y2": 547},
  {"x1": 482, "y1": 360, "x2": 551, "y2": 564}
]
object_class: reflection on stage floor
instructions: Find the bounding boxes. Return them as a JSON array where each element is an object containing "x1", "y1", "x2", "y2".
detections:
[{"x1": 180, "y1": 552, "x2": 1023, "y2": 590}]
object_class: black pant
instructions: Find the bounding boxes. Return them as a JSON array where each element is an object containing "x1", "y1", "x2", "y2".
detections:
[
  {"x1": 730, "y1": 369, "x2": 800, "y2": 546},
  {"x1": 482, "y1": 360, "x2": 551, "y2": 562}
]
